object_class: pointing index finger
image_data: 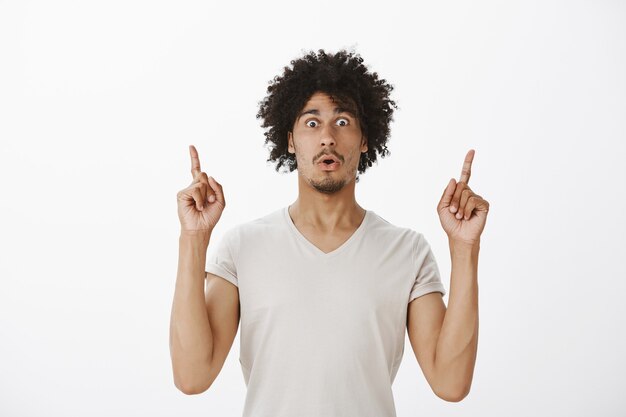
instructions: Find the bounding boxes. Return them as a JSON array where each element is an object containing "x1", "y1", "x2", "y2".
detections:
[
  {"x1": 459, "y1": 149, "x2": 475, "y2": 184},
  {"x1": 189, "y1": 145, "x2": 201, "y2": 178}
]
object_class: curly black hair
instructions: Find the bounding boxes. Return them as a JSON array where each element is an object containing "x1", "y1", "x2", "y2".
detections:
[{"x1": 256, "y1": 49, "x2": 398, "y2": 177}]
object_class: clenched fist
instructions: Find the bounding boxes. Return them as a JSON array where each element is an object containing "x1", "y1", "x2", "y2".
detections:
[{"x1": 176, "y1": 145, "x2": 225, "y2": 232}]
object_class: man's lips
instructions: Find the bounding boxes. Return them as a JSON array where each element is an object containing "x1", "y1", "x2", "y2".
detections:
[
  {"x1": 317, "y1": 160, "x2": 340, "y2": 171},
  {"x1": 316, "y1": 155, "x2": 341, "y2": 164}
]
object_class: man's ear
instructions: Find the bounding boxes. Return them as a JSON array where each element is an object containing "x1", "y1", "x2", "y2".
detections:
[
  {"x1": 288, "y1": 131, "x2": 295, "y2": 154},
  {"x1": 361, "y1": 136, "x2": 368, "y2": 153}
]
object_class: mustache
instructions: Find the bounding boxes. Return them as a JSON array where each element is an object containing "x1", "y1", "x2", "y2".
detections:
[{"x1": 314, "y1": 150, "x2": 344, "y2": 163}]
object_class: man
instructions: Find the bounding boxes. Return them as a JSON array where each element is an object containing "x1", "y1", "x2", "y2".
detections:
[{"x1": 169, "y1": 49, "x2": 489, "y2": 416}]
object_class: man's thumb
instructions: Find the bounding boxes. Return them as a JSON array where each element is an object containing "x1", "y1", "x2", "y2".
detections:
[{"x1": 439, "y1": 178, "x2": 457, "y2": 209}]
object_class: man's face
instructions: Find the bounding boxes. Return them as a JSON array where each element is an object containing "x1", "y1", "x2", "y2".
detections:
[{"x1": 288, "y1": 91, "x2": 368, "y2": 194}]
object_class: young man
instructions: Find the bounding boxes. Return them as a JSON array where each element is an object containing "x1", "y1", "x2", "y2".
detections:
[{"x1": 170, "y1": 49, "x2": 490, "y2": 416}]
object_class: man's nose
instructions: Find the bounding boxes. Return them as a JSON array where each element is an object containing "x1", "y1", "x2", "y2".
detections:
[{"x1": 319, "y1": 124, "x2": 336, "y2": 147}]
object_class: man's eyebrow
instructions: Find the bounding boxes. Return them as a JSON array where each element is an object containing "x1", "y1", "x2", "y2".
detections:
[
  {"x1": 297, "y1": 107, "x2": 357, "y2": 121},
  {"x1": 335, "y1": 107, "x2": 357, "y2": 117}
]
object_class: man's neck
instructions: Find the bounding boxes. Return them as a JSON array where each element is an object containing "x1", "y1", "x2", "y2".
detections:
[{"x1": 289, "y1": 176, "x2": 365, "y2": 233}]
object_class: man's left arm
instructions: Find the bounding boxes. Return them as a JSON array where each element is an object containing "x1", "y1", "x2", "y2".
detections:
[
  {"x1": 407, "y1": 241, "x2": 479, "y2": 402},
  {"x1": 407, "y1": 148, "x2": 488, "y2": 402}
]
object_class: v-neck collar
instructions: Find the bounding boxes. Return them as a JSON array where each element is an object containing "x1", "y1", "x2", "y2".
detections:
[{"x1": 283, "y1": 205, "x2": 371, "y2": 258}]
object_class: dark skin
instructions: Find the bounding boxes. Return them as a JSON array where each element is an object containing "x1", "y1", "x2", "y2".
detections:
[
  {"x1": 407, "y1": 149, "x2": 489, "y2": 401},
  {"x1": 178, "y1": 97, "x2": 490, "y2": 402},
  {"x1": 438, "y1": 149, "x2": 489, "y2": 245},
  {"x1": 285, "y1": 91, "x2": 369, "y2": 252}
]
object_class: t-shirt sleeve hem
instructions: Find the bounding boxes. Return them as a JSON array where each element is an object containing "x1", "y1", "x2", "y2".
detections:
[
  {"x1": 408, "y1": 282, "x2": 446, "y2": 303},
  {"x1": 205, "y1": 265, "x2": 239, "y2": 288}
]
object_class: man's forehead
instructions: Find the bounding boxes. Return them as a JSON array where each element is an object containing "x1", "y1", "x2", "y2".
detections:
[
  {"x1": 304, "y1": 91, "x2": 355, "y2": 107},
  {"x1": 298, "y1": 92, "x2": 358, "y2": 117}
]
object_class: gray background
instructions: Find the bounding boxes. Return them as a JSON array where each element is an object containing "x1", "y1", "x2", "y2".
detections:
[{"x1": 1, "y1": 0, "x2": 625, "y2": 415}]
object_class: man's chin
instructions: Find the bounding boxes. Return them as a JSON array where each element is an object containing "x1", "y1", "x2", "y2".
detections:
[{"x1": 310, "y1": 178, "x2": 346, "y2": 194}]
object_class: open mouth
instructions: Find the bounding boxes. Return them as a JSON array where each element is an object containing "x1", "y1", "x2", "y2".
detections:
[
  {"x1": 318, "y1": 158, "x2": 340, "y2": 171},
  {"x1": 317, "y1": 154, "x2": 341, "y2": 170}
]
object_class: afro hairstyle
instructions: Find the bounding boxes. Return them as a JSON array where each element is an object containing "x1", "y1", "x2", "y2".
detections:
[{"x1": 256, "y1": 49, "x2": 397, "y2": 178}]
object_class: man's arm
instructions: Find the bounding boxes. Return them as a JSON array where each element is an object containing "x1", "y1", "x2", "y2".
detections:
[
  {"x1": 171, "y1": 146, "x2": 238, "y2": 394},
  {"x1": 407, "y1": 240, "x2": 479, "y2": 402},
  {"x1": 169, "y1": 230, "x2": 214, "y2": 394}
]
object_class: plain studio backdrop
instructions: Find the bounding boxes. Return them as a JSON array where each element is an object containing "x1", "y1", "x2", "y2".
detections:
[{"x1": 1, "y1": 0, "x2": 625, "y2": 416}]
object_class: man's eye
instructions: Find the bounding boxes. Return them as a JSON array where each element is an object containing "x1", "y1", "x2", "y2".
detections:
[
  {"x1": 336, "y1": 118, "x2": 349, "y2": 126},
  {"x1": 306, "y1": 120, "x2": 318, "y2": 128}
]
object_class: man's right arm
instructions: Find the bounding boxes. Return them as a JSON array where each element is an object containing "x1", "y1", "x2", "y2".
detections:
[
  {"x1": 169, "y1": 229, "x2": 241, "y2": 395},
  {"x1": 169, "y1": 230, "x2": 214, "y2": 394},
  {"x1": 171, "y1": 145, "x2": 237, "y2": 394}
]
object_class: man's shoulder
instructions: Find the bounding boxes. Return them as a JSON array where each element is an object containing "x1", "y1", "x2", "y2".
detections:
[
  {"x1": 220, "y1": 206, "x2": 285, "y2": 238},
  {"x1": 367, "y1": 209, "x2": 418, "y2": 232},
  {"x1": 366, "y1": 210, "x2": 424, "y2": 244},
  {"x1": 242, "y1": 206, "x2": 284, "y2": 228}
]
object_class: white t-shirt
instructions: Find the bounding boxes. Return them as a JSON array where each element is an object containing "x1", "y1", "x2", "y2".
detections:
[{"x1": 206, "y1": 206, "x2": 447, "y2": 417}]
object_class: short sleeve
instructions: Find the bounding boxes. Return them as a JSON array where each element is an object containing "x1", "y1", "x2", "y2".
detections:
[
  {"x1": 409, "y1": 233, "x2": 446, "y2": 303},
  {"x1": 205, "y1": 228, "x2": 238, "y2": 287}
]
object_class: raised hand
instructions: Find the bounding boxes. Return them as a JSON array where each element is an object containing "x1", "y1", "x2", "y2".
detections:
[
  {"x1": 437, "y1": 149, "x2": 490, "y2": 245},
  {"x1": 176, "y1": 145, "x2": 226, "y2": 232}
]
